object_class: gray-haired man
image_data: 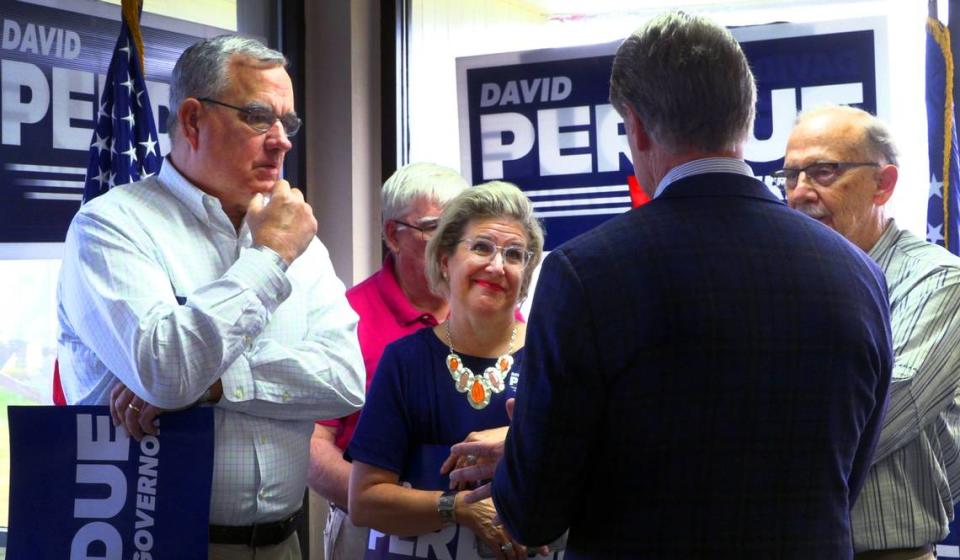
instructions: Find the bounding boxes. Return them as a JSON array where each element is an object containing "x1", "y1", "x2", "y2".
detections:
[
  {"x1": 57, "y1": 35, "x2": 365, "y2": 559},
  {"x1": 783, "y1": 105, "x2": 960, "y2": 560}
]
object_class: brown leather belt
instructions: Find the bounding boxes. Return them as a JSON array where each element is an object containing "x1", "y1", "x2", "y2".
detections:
[
  {"x1": 854, "y1": 545, "x2": 934, "y2": 560},
  {"x1": 208, "y1": 508, "x2": 301, "y2": 547}
]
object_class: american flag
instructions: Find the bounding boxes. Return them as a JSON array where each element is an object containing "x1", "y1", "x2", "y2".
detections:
[
  {"x1": 929, "y1": 15, "x2": 960, "y2": 559},
  {"x1": 82, "y1": 0, "x2": 162, "y2": 203},
  {"x1": 925, "y1": 16, "x2": 960, "y2": 256},
  {"x1": 54, "y1": 0, "x2": 161, "y2": 406}
]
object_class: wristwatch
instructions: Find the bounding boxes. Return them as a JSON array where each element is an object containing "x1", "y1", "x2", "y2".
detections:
[{"x1": 437, "y1": 490, "x2": 457, "y2": 526}]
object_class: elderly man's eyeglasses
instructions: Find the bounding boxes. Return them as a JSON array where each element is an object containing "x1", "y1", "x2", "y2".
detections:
[
  {"x1": 460, "y1": 238, "x2": 534, "y2": 269},
  {"x1": 198, "y1": 98, "x2": 302, "y2": 137},
  {"x1": 394, "y1": 218, "x2": 439, "y2": 240},
  {"x1": 770, "y1": 161, "x2": 879, "y2": 190}
]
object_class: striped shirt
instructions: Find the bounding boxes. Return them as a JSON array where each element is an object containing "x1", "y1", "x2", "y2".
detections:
[
  {"x1": 57, "y1": 159, "x2": 366, "y2": 525},
  {"x1": 853, "y1": 219, "x2": 960, "y2": 551},
  {"x1": 654, "y1": 156, "x2": 755, "y2": 198}
]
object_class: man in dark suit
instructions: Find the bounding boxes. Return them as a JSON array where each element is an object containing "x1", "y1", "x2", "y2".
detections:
[{"x1": 448, "y1": 10, "x2": 893, "y2": 559}]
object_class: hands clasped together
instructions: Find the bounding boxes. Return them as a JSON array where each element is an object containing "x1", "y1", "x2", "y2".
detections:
[{"x1": 440, "y1": 399, "x2": 550, "y2": 559}]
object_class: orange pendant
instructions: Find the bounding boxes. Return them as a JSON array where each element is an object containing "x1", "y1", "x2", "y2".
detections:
[{"x1": 470, "y1": 379, "x2": 486, "y2": 405}]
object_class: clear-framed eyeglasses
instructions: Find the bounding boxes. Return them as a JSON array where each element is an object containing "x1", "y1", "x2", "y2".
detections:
[
  {"x1": 770, "y1": 161, "x2": 879, "y2": 191},
  {"x1": 394, "y1": 218, "x2": 440, "y2": 240},
  {"x1": 460, "y1": 238, "x2": 534, "y2": 269},
  {"x1": 197, "y1": 97, "x2": 302, "y2": 137}
]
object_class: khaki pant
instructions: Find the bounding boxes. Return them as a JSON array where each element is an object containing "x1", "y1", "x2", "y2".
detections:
[
  {"x1": 208, "y1": 531, "x2": 302, "y2": 560},
  {"x1": 324, "y1": 504, "x2": 370, "y2": 560}
]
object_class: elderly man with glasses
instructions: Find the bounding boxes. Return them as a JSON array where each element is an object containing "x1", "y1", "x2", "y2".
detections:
[
  {"x1": 782, "y1": 104, "x2": 960, "y2": 560},
  {"x1": 57, "y1": 35, "x2": 366, "y2": 560},
  {"x1": 308, "y1": 162, "x2": 467, "y2": 559}
]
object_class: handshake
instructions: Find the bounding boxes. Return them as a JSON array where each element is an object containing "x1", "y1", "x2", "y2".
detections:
[{"x1": 440, "y1": 398, "x2": 515, "y2": 503}]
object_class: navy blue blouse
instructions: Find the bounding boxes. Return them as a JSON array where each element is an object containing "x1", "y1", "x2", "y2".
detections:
[{"x1": 348, "y1": 327, "x2": 522, "y2": 478}]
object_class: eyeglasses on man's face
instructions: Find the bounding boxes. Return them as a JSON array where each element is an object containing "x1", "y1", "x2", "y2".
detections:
[
  {"x1": 198, "y1": 97, "x2": 302, "y2": 137},
  {"x1": 770, "y1": 161, "x2": 880, "y2": 190},
  {"x1": 394, "y1": 218, "x2": 440, "y2": 240},
  {"x1": 460, "y1": 237, "x2": 533, "y2": 269}
]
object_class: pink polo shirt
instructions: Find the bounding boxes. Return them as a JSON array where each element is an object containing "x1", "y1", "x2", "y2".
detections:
[{"x1": 318, "y1": 255, "x2": 441, "y2": 450}]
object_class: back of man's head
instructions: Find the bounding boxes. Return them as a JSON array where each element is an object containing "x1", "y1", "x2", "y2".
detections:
[
  {"x1": 167, "y1": 35, "x2": 286, "y2": 139},
  {"x1": 609, "y1": 11, "x2": 756, "y2": 154}
]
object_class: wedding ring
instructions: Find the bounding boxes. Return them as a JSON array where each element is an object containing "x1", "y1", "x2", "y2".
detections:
[
  {"x1": 127, "y1": 403, "x2": 141, "y2": 413},
  {"x1": 466, "y1": 454, "x2": 478, "y2": 465},
  {"x1": 500, "y1": 543, "x2": 513, "y2": 552}
]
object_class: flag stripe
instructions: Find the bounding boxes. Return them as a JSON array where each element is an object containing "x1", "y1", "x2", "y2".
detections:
[
  {"x1": 25, "y1": 193, "x2": 84, "y2": 201},
  {"x1": 16, "y1": 179, "x2": 85, "y2": 189},
  {"x1": 531, "y1": 195, "x2": 632, "y2": 209},
  {"x1": 524, "y1": 184, "x2": 628, "y2": 197},
  {"x1": 5, "y1": 164, "x2": 86, "y2": 175},
  {"x1": 534, "y1": 206, "x2": 630, "y2": 218}
]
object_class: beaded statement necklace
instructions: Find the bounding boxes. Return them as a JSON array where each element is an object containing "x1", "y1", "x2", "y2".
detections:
[{"x1": 444, "y1": 322, "x2": 517, "y2": 410}]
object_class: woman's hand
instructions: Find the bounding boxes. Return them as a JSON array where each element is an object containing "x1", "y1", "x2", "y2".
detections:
[{"x1": 457, "y1": 495, "x2": 527, "y2": 559}]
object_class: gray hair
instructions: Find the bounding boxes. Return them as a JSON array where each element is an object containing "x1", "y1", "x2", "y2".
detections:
[
  {"x1": 426, "y1": 181, "x2": 544, "y2": 302},
  {"x1": 795, "y1": 105, "x2": 900, "y2": 166},
  {"x1": 609, "y1": 11, "x2": 756, "y2": 153},
  {"x1": 167, "y1": 35, "x2": 287, "y2": 136},
  {"x1": 381, "y1": 162, "x2": 469, "y2": 227}
]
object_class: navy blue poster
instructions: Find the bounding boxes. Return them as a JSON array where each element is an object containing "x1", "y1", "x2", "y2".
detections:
[
  {"x1": 457, "y1": 19, "x2": 884, "y2": 249},
  {"x1": 0, "y1": 2, "x2": 198, "y2": 242},
  {"x1": 6, "y1": 405, "x2": 214, "y2": 559}
]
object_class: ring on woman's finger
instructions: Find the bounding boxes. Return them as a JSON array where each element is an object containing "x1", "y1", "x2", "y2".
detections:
[
  {"x1": 500, "y1": 542, "x2": 513, "y2": 553},
  {"x1": 128, "y1": 403, "x2": 142, "y2": 413},
  {"x1": 466, "y1": 454, "x2": 478, "y2": 465}
]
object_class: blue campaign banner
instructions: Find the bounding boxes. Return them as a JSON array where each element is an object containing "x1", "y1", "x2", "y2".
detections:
[
  {"x1": 457, "y1": 18, "x2": 886, "y2": 249},
  {"x1": 6, "y1": 405, "x2": 214, "y2": 560},
  {"x1": 0, "y1": 2, "x2": 198, "y2": 242},
  {"x1": 364, "y1": 445, "x2": 562, "y2": 560}
]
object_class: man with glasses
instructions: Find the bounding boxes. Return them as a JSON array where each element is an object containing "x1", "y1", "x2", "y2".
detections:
[
  {"x1": 308, "y1": 162, "x2": 467, "y2": 559},
  {"x1": 57, "y1": 35, "x2": 365, "y2": 560},
  {"x1": 447, "y1": 12, "x2": 892, "y2": 557},
  {"x1": 782, "y1": 105, "x2": 960, "y2": 560}
]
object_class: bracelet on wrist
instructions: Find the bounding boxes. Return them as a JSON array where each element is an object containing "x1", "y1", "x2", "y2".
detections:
[{"x1": 437, "y1": 490, "x2": 457, "y2": 526}]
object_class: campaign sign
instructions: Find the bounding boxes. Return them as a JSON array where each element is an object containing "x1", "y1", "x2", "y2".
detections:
[
  {"x1": 6, "y1": 405, "x2": 214, "y2": 560},
  {"x1": 365, "y1": 445, "x2": 562, "y2": 560},
  {"x1": 457, "y1": 18, "x2": 887, "y2": 249},
  {"x1": 0, "y1": 2, "x2": 198, "y2": 242}
]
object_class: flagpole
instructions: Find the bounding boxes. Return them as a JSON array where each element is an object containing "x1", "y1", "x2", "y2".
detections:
[{"x1": 122, "y1": 0, "x2": 147, "y2": 74}]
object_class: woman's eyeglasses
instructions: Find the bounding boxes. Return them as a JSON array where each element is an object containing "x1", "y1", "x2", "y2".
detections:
[{"x1": 460, "y1": 238, "x2": 533, "y2": 269}]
